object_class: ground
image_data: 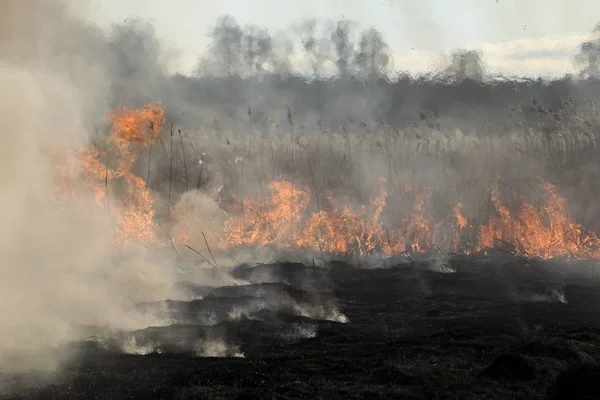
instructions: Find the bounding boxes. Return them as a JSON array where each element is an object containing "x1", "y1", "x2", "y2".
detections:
[{"x1": 3, "y1": 255, "x2": 600, "y2": 400}]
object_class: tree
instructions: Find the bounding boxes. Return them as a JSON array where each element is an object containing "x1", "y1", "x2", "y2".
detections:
[
  {"x1": 331, "y1": 20, "x2": 356, "y2": 78},
  {"x1": 200, "y1": 15, "x2": 244, "y2": 76},
  {"x1": 575, "y1": 23, "x2": 600, "y2": 79},
  {"x1": 298, "y1": 19, "x2": 332, "y2": 77},
  {"x1": 444, "y1": 49, "x2": 485, "y2": 82},
  {"x1": 242, "y1": 25, "x2": 273, "y2": 74},
  {"x1": 354, "y1": 28, "x2": 391, "y2": 78},
  {"x1": 198, "y1": 16, "x2": 277, "y2": 77}
]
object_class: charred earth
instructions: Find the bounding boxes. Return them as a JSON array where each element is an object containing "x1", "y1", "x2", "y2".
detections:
[{"x1": 3, "y1": 255, "x2": 600, "y2": 400}]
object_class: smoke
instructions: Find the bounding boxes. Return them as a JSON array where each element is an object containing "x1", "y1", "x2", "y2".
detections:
[{"x1": 0, "y1": 0, "x2": 180, "y2": 377}]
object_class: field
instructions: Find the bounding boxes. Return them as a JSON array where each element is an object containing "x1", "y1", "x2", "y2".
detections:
[
  {"x1": 14, "y1": 80, "x2": 600, "y2": 399},
  {"x1": 5, "y1": 9, "x2": 600, "y2": 400},
  {"x1": 3, "y1": 256, "x2": 600, "y2": 399}
]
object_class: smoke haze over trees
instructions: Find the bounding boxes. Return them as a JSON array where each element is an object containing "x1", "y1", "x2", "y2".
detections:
[
  {"x1": 575, "y1": 23, "x2": 600, "y2": 79},
  {"x1": 74, "y1": 14, "x2": 600, "y2": 135},
  {"x1": 2, "y1": 6, "x2": 598, "y2": 139},
  {"x1": 3, "y1": 6, "x2": 597, "y2": 171}
]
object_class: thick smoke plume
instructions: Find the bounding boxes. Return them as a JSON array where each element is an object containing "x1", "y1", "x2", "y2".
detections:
[{"x1": 0, "y1": 0, "x2": 181, "y2": 375}]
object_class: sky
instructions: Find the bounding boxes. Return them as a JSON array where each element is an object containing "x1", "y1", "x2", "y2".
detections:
[{"x1": 84, "y1": 0, "x2": 600, "y2": 77}]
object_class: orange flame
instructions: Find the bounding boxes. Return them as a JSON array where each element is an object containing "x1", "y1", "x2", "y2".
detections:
[
  {"x1": 221, "y1": 179, "x2": 600, "y2": 259},
  {"x1": 222, "y1": 179, "x2": 440, "y2": 257},
  {"x1": 49, "y1": 103, "x2": 165, "y2": 247},
  {"x1": 223, "y1": 181, "x2": 312, "y2": 248},
  {"x1": 477, "y1": 183, "x2": 600, "y2": 259},
  {"x1": 47, "y1": 102, "x2": 600, "y2": 261},
  {"x1": 455, "y1": 203, "x2": 467, "y2": 230}
]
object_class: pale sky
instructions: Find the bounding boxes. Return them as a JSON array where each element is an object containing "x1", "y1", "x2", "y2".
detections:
[{"x1": 85, "y1": 0, "x2": 600, "y2": 77}]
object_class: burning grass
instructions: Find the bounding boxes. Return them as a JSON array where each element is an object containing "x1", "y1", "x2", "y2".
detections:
[{"x1": 47, "y1": 102, "x2": 600, "y2": 263}]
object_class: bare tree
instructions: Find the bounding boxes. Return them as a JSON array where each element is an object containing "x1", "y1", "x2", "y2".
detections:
[
  {"x1": 199, "y1": 15, "x2": 244, "y2": 76},
  {"x1": 242, "y1": 25, "x2": 273, "y2": 74},
  {"x1": 298, "y1": 19, "x2": 333, "y2": 77},
  {"x1": 354, "y1": 28, "x2": 391, "y2": 78},
  {"x1": 575, "y1": 23, "x2": 600, "y2": 79},
  {"x1": 444, "y1": 49, "x2": 485, "y2": 82},
  {"x1": 331, "y1": 20, "x2": 356, "y2": 78}
]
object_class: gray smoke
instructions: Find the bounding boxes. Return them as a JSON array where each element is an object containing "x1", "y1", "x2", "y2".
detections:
[{"x1": 0, "y1": 0, "x2": 182, "y2": 379}]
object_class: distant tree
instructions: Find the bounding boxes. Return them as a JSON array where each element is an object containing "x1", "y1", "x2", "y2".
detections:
[
  {"x1": 331, "y1": 20, "x2": 356, "y2": 78},
  {"x1": 198, "y1": 15, "x2": 393, "y2": 79},
  {"x1": 199, "y1": 15, "x2": 244, "y2": 76},
  {"x1": 444, "y1": 49, "x2": 485, "y2": 82},
  {"x1": 354, "y1": 28, "x2": 391, "y2": 78},
  {"x1": 298, "y1": 19, "x2": 333, "y2": 77},
  {"x1": 575, "y1": 23, "x2": 600, "y2": 79},
  {"x1": 198, "y1": 16, "x2": 278, "y2": 77},
  {"x1": 270, "y1": 33, "x2": 295, "y2": 76},
  {"x1": 242, "y1": 25, "x2": 274, "y2": 74}
]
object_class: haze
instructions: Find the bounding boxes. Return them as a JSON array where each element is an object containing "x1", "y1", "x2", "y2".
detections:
[{"x1": 85, "y1": 0, "x2": 600, "y2": 77}]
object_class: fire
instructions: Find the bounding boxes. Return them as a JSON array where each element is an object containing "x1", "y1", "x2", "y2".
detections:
[
  {"x1": 477, "y1": 183, "x2": 600, "y2": 259},
  {"x1": 222, "y1": 179, "x2": 441, "y2": 258},
  {"x1": 223, "y1": 181, "x2": 311, "y2": 248},
  {"x1": 108, "y1": 103, "x2": 164, "y2": 146},
  {"x1": 455, "y1": 203, "x2": 467, "y2": 230},
  {"x1": 298, "y1": 181, "x2": 387, "y2": 256},
  {"x1": 46, "y1": 102, "x2": 600, "y2": 261},
  {"x1": 220, "y1": 179, "x2": 600, "y2": 260},
  {"x1": 221, "y1": 182, "x2": 600, "y2": 259},
  {"x1": 49, "y1": 103, "x2": 165, "y2": 247}
]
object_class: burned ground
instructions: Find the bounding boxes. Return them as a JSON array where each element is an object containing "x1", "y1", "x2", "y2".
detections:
[{"x1": 2, "y1": 256, "x2": 600, "y2": 399}]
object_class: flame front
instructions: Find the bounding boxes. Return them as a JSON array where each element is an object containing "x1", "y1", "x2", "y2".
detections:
[
  {"x1": 221, "y1": 180, "x2": 600, "y2": 259},
  {"x1": 50, "y1": 103, "x2": 165, "y2": 247},
  {"x1": 47, "y1": 102, "x2": 600, "y2": 261},
  {"x1": 219, "y1": 181, "x2": 310, "y2": 249},
  {"x1": 476, "y1": 183, "x2": 600, "y2": 259}
]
